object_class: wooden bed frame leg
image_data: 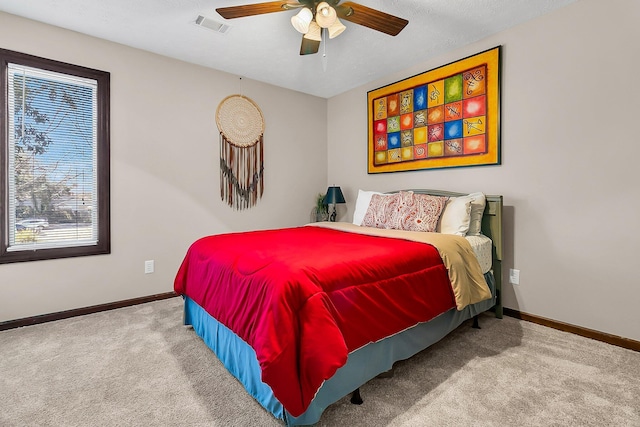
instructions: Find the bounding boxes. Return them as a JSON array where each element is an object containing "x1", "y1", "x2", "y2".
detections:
[
  {"x1": 472, "y1": 315, "x2": 481, "y2": 329},
  {"x1": 350, "y1": 388, "x2": 363, "y2": 405}
]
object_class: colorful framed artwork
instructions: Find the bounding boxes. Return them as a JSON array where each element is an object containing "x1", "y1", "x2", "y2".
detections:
[{"x1": 367, "y1": 46, "x2": 501, "y2": 173}]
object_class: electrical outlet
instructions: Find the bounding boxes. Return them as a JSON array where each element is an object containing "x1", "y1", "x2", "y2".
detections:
[
  {"x1": 509, "y1": 268, "x2": 520, "y2": 285},
  {"x1": 144, "y1": 260, "x2": 154, "y2": 274}
]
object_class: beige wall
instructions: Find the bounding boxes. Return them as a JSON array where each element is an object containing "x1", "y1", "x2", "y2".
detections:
[
  {"x1": 328, "y1": 0, "x2": 640, "y2": 341},
  {"x1": 0, "y1": 12, "x2": 327, "y2": 322}
]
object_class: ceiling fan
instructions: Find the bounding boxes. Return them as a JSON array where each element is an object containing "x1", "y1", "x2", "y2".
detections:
[{"x1": 216, "y1": 0, "x2": 409, "y2": 55}]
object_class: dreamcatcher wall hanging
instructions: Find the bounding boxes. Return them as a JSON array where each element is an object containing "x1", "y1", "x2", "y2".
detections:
[{"x1": 215, "y1": 94, "x2": 265, "y2": 210}]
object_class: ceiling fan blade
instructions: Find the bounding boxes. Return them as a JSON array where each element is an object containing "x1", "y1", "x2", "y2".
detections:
[
  {"x1": 336, "y1": 1, "x2": 408, "y2": 36},
  {"x1": 300, "y1": 36, "x2": 320, "y2": 55},
  {"x1": 216, "y1": 1, "x2": 299, "y2": 19}
]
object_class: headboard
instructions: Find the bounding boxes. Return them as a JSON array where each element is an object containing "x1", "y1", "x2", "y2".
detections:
[{"x1": 389, "y1": 189, "x2": 503, "y2": 318}]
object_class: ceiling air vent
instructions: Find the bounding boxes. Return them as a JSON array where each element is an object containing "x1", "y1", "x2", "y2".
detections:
[{"x1": 195, "y1": 15, "x2": 231, "y2": 34}]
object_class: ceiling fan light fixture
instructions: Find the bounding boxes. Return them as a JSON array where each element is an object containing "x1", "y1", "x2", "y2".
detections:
[
  {"x1": 291, "y1": 7, "x2": 313, "y2": 34},
  {"x1": 315, "y1": 2, "x2": 337, "y2": 28},
  {"x1": 217, "y1": 0, "x2": 409, "y2": 55},
  {"x1": 328, "y1": 17, "x2": 346, "y2": 39},
  {"x1": 303, "y1": 20, "x2": 322, "y2": 42}
]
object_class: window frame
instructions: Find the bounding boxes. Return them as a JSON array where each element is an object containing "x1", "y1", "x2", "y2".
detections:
[{"x1": 0, "y1": 48, "x2": 110, "y2": 264}]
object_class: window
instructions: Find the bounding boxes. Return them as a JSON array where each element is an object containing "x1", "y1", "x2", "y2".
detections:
[{"x1": 0, "y1": 49, "x2": 110, "y2": 263}]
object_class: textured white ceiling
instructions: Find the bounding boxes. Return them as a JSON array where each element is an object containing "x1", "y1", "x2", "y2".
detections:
[{"x1": 0, "y1": 0, "x2": 577, "y2": 98}]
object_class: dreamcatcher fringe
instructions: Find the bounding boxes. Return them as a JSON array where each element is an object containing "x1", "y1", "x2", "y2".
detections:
[{"x1": 220, "y1": 133, "x2": 264, "y2": 210}]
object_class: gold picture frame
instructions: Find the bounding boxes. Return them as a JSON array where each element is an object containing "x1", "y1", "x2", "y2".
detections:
[{"x1": 367, "y1": 46, "x2": 501, "y2": 173}]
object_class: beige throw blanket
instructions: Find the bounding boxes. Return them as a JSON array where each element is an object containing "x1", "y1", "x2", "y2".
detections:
[{"x1": 309, "y1": 222, "x2": 492, "y2": 310}]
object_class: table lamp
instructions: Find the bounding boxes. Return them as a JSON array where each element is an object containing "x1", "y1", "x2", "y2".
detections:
[{"x1": 323, "y1": 186, "x2": 345, "y2": 222}]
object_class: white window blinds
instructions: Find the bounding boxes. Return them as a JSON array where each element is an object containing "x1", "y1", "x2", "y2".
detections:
[{"x1": 7, "y1": 63, "x2": 99, "y2": 251}]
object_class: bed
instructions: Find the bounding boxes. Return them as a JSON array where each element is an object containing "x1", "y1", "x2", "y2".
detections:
[{"x1": 174, "y1": 189, "x2": 503, "y2": 426}]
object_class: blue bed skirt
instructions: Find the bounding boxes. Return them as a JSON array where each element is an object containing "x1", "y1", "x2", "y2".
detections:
[{"x1": 183, "y1": 273, "x2": 496, "y2": 426}]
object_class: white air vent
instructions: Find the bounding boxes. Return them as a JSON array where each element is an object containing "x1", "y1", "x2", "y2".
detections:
[{"x1": 195, "y1": 15, "x2": 231, "y2": 34}]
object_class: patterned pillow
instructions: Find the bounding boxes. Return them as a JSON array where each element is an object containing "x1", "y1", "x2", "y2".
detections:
[
  {"x1": 361, "y1": 193, "x2": 402, "y2": 230},
  {"x1": 362, "y1": 191, "x2": 447, "y2": 232},
  {"x1": 397, "y1": 191, "x2": 448, "y2": 232}
]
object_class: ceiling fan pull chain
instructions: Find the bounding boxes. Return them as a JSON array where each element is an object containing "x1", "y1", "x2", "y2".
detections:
[{"x1": 322, "y1": 28, "x2": 328, "y2": 72}]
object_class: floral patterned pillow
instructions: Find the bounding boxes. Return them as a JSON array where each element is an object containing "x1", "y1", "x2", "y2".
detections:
[
  {"x1": 361, "y1": 193, "x2": 402, "y2": 230},
  {"x1": 397, "y1": 191, "x2": 448, "y2": 232},
  {"x1": 361, "y1": 191, "x2": 447, "y2": 232}
]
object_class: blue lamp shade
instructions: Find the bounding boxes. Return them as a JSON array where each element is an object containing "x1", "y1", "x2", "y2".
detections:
[{"x1": 323, "y1": 186, "x2": 345, "y2": 205}]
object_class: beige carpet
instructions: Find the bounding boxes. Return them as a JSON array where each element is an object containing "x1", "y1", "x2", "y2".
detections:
[{"x1": 1, "y1": 297, "x2": 638, "y2": 426}]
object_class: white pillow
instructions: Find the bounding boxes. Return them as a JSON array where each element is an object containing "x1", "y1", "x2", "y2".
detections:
[
  {"x1": 352, "y1": 189, "x2": 384, "y2": 225},
  {"x1": 437, "y1": 196, "x2": 472, "y2": 236},
  {"x1": 467, "y1": 192, "x2": 486, "y2": 236}
]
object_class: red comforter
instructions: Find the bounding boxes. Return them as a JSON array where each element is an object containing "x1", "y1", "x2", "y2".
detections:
[{"x1": 174, "y1": 225, "x2": 456, "y2": 416}]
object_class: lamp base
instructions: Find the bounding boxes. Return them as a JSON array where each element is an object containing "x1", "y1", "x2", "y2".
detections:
[{"x1": 330, "y1": 206, "x2": 337, "y2": 222}]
